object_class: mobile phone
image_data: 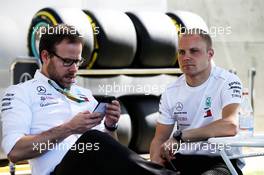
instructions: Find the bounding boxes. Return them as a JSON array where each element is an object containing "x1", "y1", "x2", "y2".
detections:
[
  {"x1": 93, "y1": 96, "x2": 116, "y2": 116},
  {"x1": 93, "y1": 102, "x2": 107, "y2": 116},
  {"x1": 99, "y1": 96, "x2": 116, "y2": 104}
]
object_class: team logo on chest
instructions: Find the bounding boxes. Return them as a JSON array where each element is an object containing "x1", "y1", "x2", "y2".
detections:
[
  {"x1": 37, "y1": 86, "x2": 46, "y2": 94},
  {"x1": 36, "y1": 85, "x2": 52, "y2": 96},
  {"x1": 40, "y1": 96, "x2": 59, "y2": 107},
  {"x1": 173, "y1": 102, "x2": 189, "y2": 129},
  {"x1": 175, "y1": 102, "x2": 183, "y2": 111},
  {"x1": 204, "y1": 97, "x2": 212, "y2": 118},
  {"x1": 173, "y1": 102, "x2": 186, "y2": 115}
]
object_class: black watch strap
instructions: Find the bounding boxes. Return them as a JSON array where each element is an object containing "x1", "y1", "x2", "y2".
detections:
[
  {"x1": 104, "y1": 122, "x2": 118, "y2": 131},
  {"x1": 173, "y1": 130, "x2": 183, "y2": 142}
]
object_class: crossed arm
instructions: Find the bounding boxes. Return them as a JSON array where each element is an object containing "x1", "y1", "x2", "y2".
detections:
[{"x1": 150, "y1": 103, "x2": 240, "y2": 166}]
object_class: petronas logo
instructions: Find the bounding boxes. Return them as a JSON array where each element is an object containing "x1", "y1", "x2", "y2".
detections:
[{"x1": 205, "y1": 97, "x2": 211, "y2": 108}]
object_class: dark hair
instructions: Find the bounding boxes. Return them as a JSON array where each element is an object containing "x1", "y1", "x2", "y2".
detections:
[
  {"x1": 180, "y1": 28, "x2": 212, "y2": 49},
  {"x1": 38, "y1": 24, "x2": 84, "y2": 63}
]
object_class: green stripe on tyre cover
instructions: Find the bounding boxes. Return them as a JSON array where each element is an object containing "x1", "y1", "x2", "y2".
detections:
[
  {"x1": 31, "y1": 22, "x2": 49, "y2": 58},
  {"x1": 30, "y1": 9, "x2": 58, "y2": 60}
]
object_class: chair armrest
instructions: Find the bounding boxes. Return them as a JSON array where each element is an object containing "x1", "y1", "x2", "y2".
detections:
[{"x1": 208, "y1": 134, "x2": 264, "y2": 147}]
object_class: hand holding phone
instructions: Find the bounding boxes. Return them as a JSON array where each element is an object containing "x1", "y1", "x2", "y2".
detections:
[
  {"x1": 93, "y1": 96, "x2": 116, "y2": 117},
  {"x1": 93, "y1": 102, "x2": 107, "y2": 116}
]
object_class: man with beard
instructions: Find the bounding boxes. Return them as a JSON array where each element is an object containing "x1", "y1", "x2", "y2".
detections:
[{"x1": 1, "y1": 24, "x2": 176, "y2": 175}]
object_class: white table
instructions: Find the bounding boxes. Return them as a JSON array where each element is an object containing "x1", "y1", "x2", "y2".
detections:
[{"x1": 208, "y1": 134, "x2": 264, "y2": 175}]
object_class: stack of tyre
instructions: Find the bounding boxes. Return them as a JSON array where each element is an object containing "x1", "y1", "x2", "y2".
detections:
[{"x1": 28, "y1": 8, "x2": 208, "y2": 153}]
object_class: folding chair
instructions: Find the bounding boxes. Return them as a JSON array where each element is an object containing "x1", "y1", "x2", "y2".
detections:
[{"x1": 208, "y1": 134, "x2": 264, "y2": 175}]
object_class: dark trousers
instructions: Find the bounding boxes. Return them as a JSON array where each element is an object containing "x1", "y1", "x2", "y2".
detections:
[
  {"x1": 165, "y1": 153, "x2": 243, "y2": 175},
  {"x1": 52, "y1": 130, "x2": 176, "y2": 175}
]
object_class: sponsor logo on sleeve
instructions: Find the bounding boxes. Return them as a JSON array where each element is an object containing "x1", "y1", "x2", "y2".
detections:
[
  {"x1": 228, "y1": 81, "x2": 242, "y2": 98},
  {"x1": 1, "y1": 93, "x2": 15, "y2": 112}
]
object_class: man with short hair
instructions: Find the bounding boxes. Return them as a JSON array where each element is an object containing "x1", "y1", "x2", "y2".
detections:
[
  {"x1": 1, "y1": 24, "x2": 176, "y2": 175},
  {"x1": 150, "y1": 28, "x2": 244, "y2": 175}
]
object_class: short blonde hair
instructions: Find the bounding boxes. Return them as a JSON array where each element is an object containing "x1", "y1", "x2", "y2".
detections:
[{"x1": 180, "y1": 28, "x2": 212, "y2": 49}]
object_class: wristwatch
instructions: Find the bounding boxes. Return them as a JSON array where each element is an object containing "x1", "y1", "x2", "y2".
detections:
[
  {"x1": 173, "y1": 130, "x2": 183, "y2": 142},
  {"x1": 104, "y1": 122, "x2": 118, "y2": 131}
]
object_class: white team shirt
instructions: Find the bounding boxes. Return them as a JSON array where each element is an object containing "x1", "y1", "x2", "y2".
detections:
[
  {"x1": 1, "y1": 70, "x2": 103, "y2": 175},
  {"x1": 158, "y1": 66, "x2": 243, "y2": 157}
]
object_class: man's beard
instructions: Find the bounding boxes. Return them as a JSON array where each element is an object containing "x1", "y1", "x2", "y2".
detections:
[{"x1": 47, "y1": 64, "x2": 72, "y2": 90}]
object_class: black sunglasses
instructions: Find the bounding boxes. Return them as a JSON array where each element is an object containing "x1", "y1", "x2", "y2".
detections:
[{"x1": 50, "y1": 52, "x2": 84, "y2": 67}]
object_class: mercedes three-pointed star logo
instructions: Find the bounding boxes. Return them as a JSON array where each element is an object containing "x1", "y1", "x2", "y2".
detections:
[
  {"x1": 36, "y1": 86, "x2": 46, "y2": 93},
  {"x1": 175, "y1": 102, "x2": 183, "y2": 111}
]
